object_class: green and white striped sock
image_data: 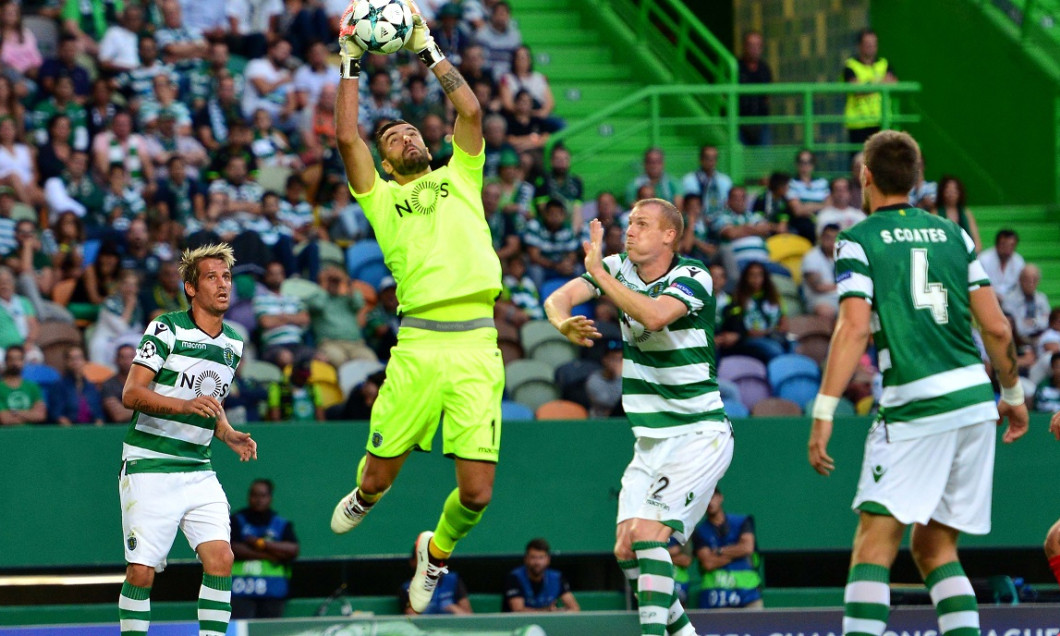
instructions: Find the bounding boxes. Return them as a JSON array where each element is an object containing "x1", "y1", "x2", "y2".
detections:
[
  {"x1": 620, "y1": 556, "x2": 694, "y2": 635},
  {"x1": 118, "y1": 582, "x2": 151, "y2": 636},
  {"x1": 633, "y1": 541, "x2": 674, "y2": 636},
  {"x1": 198, "y1": 573, "x2": 232, "y2": 636},
  {"x1": 926, "y1": 562, "x2": 979, "y2": 636},
  {"x1": 618, "y1": 559, "x2": 639, "y2": 594},
  {"x1": 843, "y1": 563, "x2": 890, "y2": 636}
]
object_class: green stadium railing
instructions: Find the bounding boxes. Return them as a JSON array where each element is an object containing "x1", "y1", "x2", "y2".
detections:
[{"x1": 544, "y1": 81, "x2": 922, "y2": 185}]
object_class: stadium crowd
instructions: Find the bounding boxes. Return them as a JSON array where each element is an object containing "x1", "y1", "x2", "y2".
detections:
[{"x1": 0, "y1": 0, "x2": 1055, "y2": 427}]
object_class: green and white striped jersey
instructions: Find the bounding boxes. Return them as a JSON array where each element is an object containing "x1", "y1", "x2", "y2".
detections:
[
  {"x1": 583, "y1": 253, "x2": 727, "y2": 438},
  {"x1": 122, "y1": 310, "x2": 244, "y2": 473},
  {"x1": 835, "y1": 206, "x2": 997, "y2": 441}
]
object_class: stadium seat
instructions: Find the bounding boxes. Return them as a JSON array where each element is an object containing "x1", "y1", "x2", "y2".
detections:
[
  {"x1": 767, "y1": 354, "x2": 820, "y2": 388},
  {"x1": 856, "y1": 396, "x2": 876, "y2": 415},
  {"x1": 82, "y1": 362, "x2": 114, "y2": 385},
  {"x1": 540, "y1": 278, "x2": 591, "y2": 316},
  {"x1": 225, "y1": 321, "x2": 255, "y2": 362},
  {"x1": 804, "y1": 395, "x2": 857, "y2": 417},
  {"x1": 717, "y1": 355, "x2": 771, "y2": 410},
  {"x1": 771, "y1": 274, "x2": 804, "y2": 317},
  {"x1": 501, "y1": 400, "x2": 534, "y2": 421},
  {"x1": 505, "y1": 359, "x2": 559, "y2": 411},
  {"x1": 498, "y1": 339, "x2": 524, "y2": 367},
  {"x1": 536, "y1": 399, "x2": 588, "y2": 420},
  {"x1": 776, "y1": 377, "x2": 820, "y2": 409},
  {"x1": 281, "y1": 278, "x2": 326, "y2": 306},
  {"x1": 241, "y1": 359, "x2": 284, "y2": 385},
  {"x1": 337, "y1": 359, "x2": 386, "y2": 397},
  {"x1": 37, "y1": 320, "x2": 83, "y2": 370},
  {"x1": 23, "y1": 363, "x2": 60, "y2": 386},
  {"x1": 345, "y1": 241, "x2": 390, "y2": 289},
  {"x1": 81, "y1": 239, "x2": 102, "y2": 266},
  {"x1": 256, "y1": 165, "x2": 292, "y2": 193},
  {"x1": 317, "y1": 241, "x2": 346, "y2": 268},
  {"x1": 766, "y1": 234, "x2": 813, "y2": 285},
  {"x1": 520, "y1": 320, "x2": 576, "y2": 369},
  {"x1": 751, "y1": 397, "x2": 802, "y2": 416},
  {"x1": 795, "y1": 333, "x2": 831, "y2": 366},
  {"x1": 305, "y1": 359, "x2": 343, "y2": 409},
  {"x1": 717, "y1": 378, "x2": 749, "y2": 417}
]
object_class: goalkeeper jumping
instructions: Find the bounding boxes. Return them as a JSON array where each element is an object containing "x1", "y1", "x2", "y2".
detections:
[{"x1": 329, "y1": 0, "x2": 505, "y2": 615}]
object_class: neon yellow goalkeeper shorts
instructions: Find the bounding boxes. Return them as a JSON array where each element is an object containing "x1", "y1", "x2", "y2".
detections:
[{"x1": 367, "y1": 326, "x2": 504, "y2": 462}]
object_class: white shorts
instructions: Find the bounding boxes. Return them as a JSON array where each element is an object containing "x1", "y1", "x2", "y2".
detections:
[
  {"x1": 617, "y1": 425, "x2": 734, "y2": 544},
  {"x1": 119, "y1": 468, "x2": 231, "y2": 570},
  {"x1": 852, "y1": 420, "x2": 995, "y2": 535}
]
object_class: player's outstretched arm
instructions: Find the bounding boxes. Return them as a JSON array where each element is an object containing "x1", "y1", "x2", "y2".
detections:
[
  {"x1": 808, "y1": 296, "x2": 872, "y2": 476},
  {"x1": 544, "y1": 278, "x2": 600, "y2": 347},
  {"x1": 970, "y1": 286, "x2": 1029, "y2": 443},
  {"x1": 123, "y1": 364, "x2": 222, "y2": 419},
  {"x1": 403, "y1": 1, "x2": 482, "y2": 154},
  {"x1": 335, "y1": 14, "x2": 375, "y2": 195}
]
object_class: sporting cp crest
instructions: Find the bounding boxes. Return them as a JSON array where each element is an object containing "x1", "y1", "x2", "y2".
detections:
[{"x1": 223, "y1": 345, "x2": 235, "y2": 368}]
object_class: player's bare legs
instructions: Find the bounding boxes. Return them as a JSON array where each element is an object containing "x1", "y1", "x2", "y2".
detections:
[
  {"x1": 841, "y1": 513, "x2": 904, "y2": 636},
  {"x1": 849, "y1": 513, "x2": 904, "y2": 568},
  {"x1": 124, "y1": 564, "x2": 155, "y2": 589},
  {"x1": 618, "y1": 519, "x2": 696, "y2": 636},
  {"x1": 331, "y1": 451, "x2": 409, "y2": 534},
  {"x1": 908, "y1": 520, "x2": 981, "y2": 636}
]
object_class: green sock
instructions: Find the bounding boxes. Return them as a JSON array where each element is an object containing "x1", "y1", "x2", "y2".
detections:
[
  {"x1": 198, "y1": 573, "x2": 231, "y2": 636},
  {"x1": 431, "y1": 488, "x2": 485, "y2": 557},
  {"x1": 925, "y1": 562, "x2": 979, "y2": 636},
  {"x1": 633, "y1": 540, "x2": 673, "y2": 636},
  {"x1": 843, "y1": 563, "x2": 890, "y2": 636},
  {"x1": 618, "y1": 559, "x2": 639, "y2": 595},
  {"x1": 118, "y1": 582, "x2": 151, "y2": 636},
  {"x1": 666, "y1": 593, "x2": 694, "y2": 635}
]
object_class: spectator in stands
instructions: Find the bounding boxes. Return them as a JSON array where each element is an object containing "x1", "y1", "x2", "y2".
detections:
[
  {"x1": 102, "y1": 164, "x2": 146, "y2": 232},
  {"x1": 738, "y1": 31, "x2": 772, "y2": 146},
  {"x1": 399, "y1": 543, "x2": 473, "y2": 614},
  {"x1": 710, "y1": 263, "x2": 730, "y2": 323},
  {"x1": 249, "y1": 109, "x2": 300, "y2": 170},
  {"x1": 267, "y1": 359, "x2": 323, "y2": 422},
  {"x1": 36, "y1": 111, "x2": 75, "y2": 184},
  {"x1": 1003, "y1": 313, "x2": 1038, "y2": 381},
  {"x1": 802, "y1": 223, "x2": 840, "y2": 321},
  {"x1": 89, "y1": 269, "x2": 143, "y2": 365},
  {"x1": 100, "y1": 343, "x2": 135, "y2": 423},
  {"x1": 475, "y1": 1, "x2": 521, "y2": 80},
  {"x1": 751, "y1": 171, "x2": 794, "y2": 231},
  {"x1": 586, "y1": 338, "x2": 622, "y2": 418},
  {"x1": 8, "y1": 220, "x2": 54, "y2": 301},
  {"x1": 495, "y1": 148, "x2": 534, "y2": 218},
  {"x1": 294, "y1": 48, "x2": 332, "y2": 118},
  {"x1": 155, "y1": 0, "x2": 208, "y2": 75},
  {"x1": 141, "y1": 259, "x2": 188, "y2": 319},
  {"x1": 523, "y1": 199, "x2": 580, "y2": 291},
  {"x1": 225, "y1": 0, "x2": 282, "y2": 60},
  {"x1": 242, "y1": 39, "x2": 296, "y2": 126},
  {"x1": 1034, "y1": 354, "x2": 1060, "y2": 413},
  {"x1": 155, "y1": 156, "x2": 204, "y2": 224},
  {"x1": 326, "y1": 366, "x2": 385, "y2": 421},
  {"x1": 48, "y1": 153, "x2": 102, "y2": 230},
  {"x1": 787, "y1": 149, "x2": 829, "y2": 232},
  {"x1": 500, "y1": 45, "x2": 557, "y2": 124},
  {"x1": 0, "y1": 344, "x2": 45, "y2": 424},
  {"x1": 0, "y1": 117, "x2": 40, "y2": 206},
  {"x1": 361, "y1": 75, "x2": 403, "y2": 136},
  {"x1": 0, "y1": 77, "x2": 21, "y2": 140},
  {"x1": 625, "y1": 148, "x2": 682, "y2": 208},
  {"x1": 933, "y1": 175, "x2": 981, "y2": 253},
  {"x1": 979, "y1": 229, "x2": 1025, "y2": 299},
  {"x1": 717, "y1": 261, "x2": 789, "y2": 363},
  {"x1": 85, "y1": 77, "x2": 117, "y2": 140},
  {"x1": 692, "y1": 488, "x2": 762, "y2": 609},
  {"x1": 364, "y1": 276, "x2": 399, "y2": 362},
  {"x1": 499, "y1": 255, "x2": 541, "y2": 324},
  {"x1": 48, "y1": 344, "x2": 103, "y2": 425},
  {"x1": 34, "y1": 92, "x2": 89, "y2": 175},
  {"x1": 117, "y1": 35, "x2": 174, "y2": 108},
  {"x1": 679, "y1": 195, "x2": 717, "y2": 264},
  {"x1": 485, "y1": 181, "x2": 522, "y2": 260},
  {"x1": 254, "y1": 261, "x2": 311, "y2": 368},
  {"x1": 814, "y1": 177, "x2": 866, "y2": 237},
  {"x1": 1038, "y1": 308, "x2": 1060, "y2": 360},
  {"x1": 179, "y1": 0, "x2": 229, "y2": 42},
  {"x1": 38, "y1": 35, "x2": 91, "y2": 100},
  {"x1": 681, "y1": 145, "x2": 732, "y2": 215},
  {"x1": 504, "y1": 538, "x2": 580, "y2": 612},
  {"x1": 310, "y1": 265, "x2": 378, "y2": 367},
  {"x1": 0, "y1": 1, "x2": 42, "y2": 80},
  {"x1": 278, "y1": 0, "x2": 331, "y2": 60},
  {"x1": 231, "y1": 479, "x2": 300, "y2": 619},
  {"x1": 91, "y1": 111, "x2": 153, "y2": 194},
  {"x1": 422, "y1": 113, "x2": 453, "y2": 170},
  {"x1": 197, "y1": 76, "x2": 248, "y2": 158},
  {"x1": 843, "y1": 28, "x2": 896, "y2": 145},
  {"x1": 849, "y1": 151, "x2": 864, "y2": 207},
  {"x1": 533, "y1": 144, "x2": 582, "y2": 222},
  {"x1": 209, "y1": 155, "x2": 264, "y2": 220},
  {"x1": 434, "y1": 3, "x2": 472, "y2": 66},
  {"x1": 504, "y1": 89, "x2": 558, "y2": 154},
  {"x1": 140, "y1": 75, "x2": 193, "y2": 139},
  {"x1": 713, "y1": 186, "x2": 771, "y2": 278},
  {"x1": 1003, "y1": 264, "x2": 1051, "y2": 342},
  {"x1": 483, "y1": 113, "x2": 514, "y2": 179},
  {"x1": 0, "y1": 265, "x2": 38, "y2": 359},
  {"x1": 98, "y1": 3, "x2": 144, "y2": 75},
  {"x1": 399, "y1": 75, "x2": 445, "y2": 132},
  {"x1": 909, "y1": 154, "x2": 937, "y2": 211}
]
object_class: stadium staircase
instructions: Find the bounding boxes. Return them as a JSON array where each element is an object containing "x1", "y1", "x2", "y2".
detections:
[
  {"x1": 513, "y1": 0, "x2": 725, "y2": 196},
  {"x1": 976, "y1": 205, "x2": 1060, "y2": 301}
]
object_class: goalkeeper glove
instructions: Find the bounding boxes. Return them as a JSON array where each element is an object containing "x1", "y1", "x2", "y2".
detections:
[
  {"x1": 338, "y1": 3, "x2": 366, "y2": 79},
  {"x1": 402, "y1": 1, "x2": 445, "y2": 68}
]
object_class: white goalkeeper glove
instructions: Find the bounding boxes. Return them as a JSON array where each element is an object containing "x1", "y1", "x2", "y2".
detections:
[
  {"x1": 402, "y1": 0, "x2": 445, "y2": 68},
  {"x1": 338, "y1": 3, "x2": 366, "y2": 79}
]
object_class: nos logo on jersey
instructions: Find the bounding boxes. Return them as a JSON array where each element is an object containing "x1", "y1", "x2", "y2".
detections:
[
  {"x1": 180, "y1": 370, "x2": 230, "y2": 400},
  {"x1": 395, "y1": 181, "x2": 450, "y2": 217}
]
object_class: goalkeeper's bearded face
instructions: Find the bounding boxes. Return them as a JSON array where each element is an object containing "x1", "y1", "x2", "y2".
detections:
[{"x1": 379, "y1": 123, "x2": 433, "y2": 176}]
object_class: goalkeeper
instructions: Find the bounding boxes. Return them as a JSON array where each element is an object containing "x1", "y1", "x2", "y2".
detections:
[{"x1": 329, "y1": 0, "x2": 505, "y2": 615}]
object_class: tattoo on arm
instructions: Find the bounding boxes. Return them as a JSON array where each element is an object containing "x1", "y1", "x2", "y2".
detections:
[
  {"x1": 1003, "y1": 340, "x2": 1019, "y2": 380},
  {"x1": 438, "y1": 67, "x2": 466, "y2": 94},
  {"x1": 130, "y1": 399, "x2": 178, "y2": 415}
]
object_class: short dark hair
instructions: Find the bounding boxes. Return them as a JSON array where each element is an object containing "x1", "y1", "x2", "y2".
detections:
[
  {"x1": 863, "y1": 130, "x2": 920, "y2": 195},
  {"x1": 526, "y1": 538, "x2": 550, "y2": 554},
  {"x1": 857, "y1": 28, "x2": 876, "y2": 44},
  {"x1": 5, "y1": 344, "x2": 24, "y2": 357},
  {"x1": 251, "y1": 478, "x2": 274, "y2": 494},
  {"x1": 821, "y1": 223, "x2": 841, "y2": 234},
  {"x1": 262, "y1": 191, "x2": 281, "y2": 204},
  {"x1": 543, "y1": 199, "x2": 566, "y2": 213},
  {"x1": 1052, "y1": 352, "x2": 1060, "y2": 366},
  {"x1": 995, "y1": 229, "x2": 1019, "y2": 244},
  {"x1": 768, "y1": 171, "x2": 790, "y2": 192},
  {"x1": 1049, "y1": 307, "x2": 1060, "y2": 325},
  {"x1": 829, "y1": 177, "x2": 850, "y2": 193}
]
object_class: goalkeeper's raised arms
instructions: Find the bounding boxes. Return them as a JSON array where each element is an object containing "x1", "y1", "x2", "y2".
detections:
[{"x1": 403, "y1": 0, "x2": 445, "y2": 68}]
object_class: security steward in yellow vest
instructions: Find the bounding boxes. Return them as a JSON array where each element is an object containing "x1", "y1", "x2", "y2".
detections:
[{"x1": 843, "y1": 28, "x2": 897, "y2": 145}]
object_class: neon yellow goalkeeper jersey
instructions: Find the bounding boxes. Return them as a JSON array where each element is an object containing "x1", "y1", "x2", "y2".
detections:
[{"x1": 351, "y1": 141, "x2": 502, "y2": 321}]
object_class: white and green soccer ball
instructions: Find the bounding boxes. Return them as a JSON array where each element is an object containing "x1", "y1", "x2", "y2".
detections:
[{"x1": 351, "y1": 0, "x2": 414, "y2": 55}]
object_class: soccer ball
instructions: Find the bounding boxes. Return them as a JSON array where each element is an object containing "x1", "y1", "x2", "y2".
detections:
[{"x1": 348, "y1": 0, "x2": 414, "y2": 55}]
